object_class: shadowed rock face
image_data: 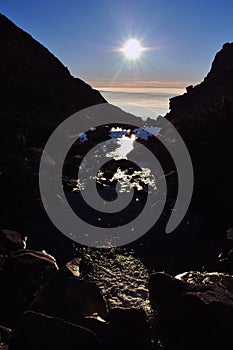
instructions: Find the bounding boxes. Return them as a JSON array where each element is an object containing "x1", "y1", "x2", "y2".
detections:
[
  {"x1": 0, "y1": 13, "x2": 106, "y2": 123},
  {"x1": 8, "y1": 311, "x2": 101, "y2": 350},
  {"x1": 165, "y1": 43, "x2": 233, "y2": 231},
  {"x1": 0, "y1": 249, "x2": 58, "y2": 327},
  {"x1": 30, "y1": 268, "x2": 108, "y2": 323},
  {"x1": 0, "y1": 13, "x2": 107, "y2": 231},
  {"x1": 149, "y1": 272, "x2": 233, "y2": 350}
]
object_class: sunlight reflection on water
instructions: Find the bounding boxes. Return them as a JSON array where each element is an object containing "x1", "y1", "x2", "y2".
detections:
[{"x1": 71, "y1": 127, "x2": 159, "y2": 193}]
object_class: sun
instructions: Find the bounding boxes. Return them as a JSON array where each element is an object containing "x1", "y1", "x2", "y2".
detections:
[{"x1": 122, "y1": 39, "x2": 143, "y2": 60}]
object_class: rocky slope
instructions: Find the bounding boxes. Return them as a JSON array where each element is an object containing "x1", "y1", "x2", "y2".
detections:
[
  {"x1": 0, "y1": 13, "x2": 106, "y2": 230},
  {"x1": 0, "y1": 13, "x2": 106, "y2": 124}
]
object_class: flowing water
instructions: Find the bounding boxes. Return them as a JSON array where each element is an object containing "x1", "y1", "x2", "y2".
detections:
[{"x1": 77, "y1": 247, "x2": 154, "y2": 317}]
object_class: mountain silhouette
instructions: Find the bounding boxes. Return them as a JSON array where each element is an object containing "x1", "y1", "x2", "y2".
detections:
[
  {"x1": 0, "y1": 13, "x2": 106, "y2": 123},
  {"x1": 167, "y1": 42, "x2": 233, "y2": 119},
  {"x1": 166, "y1": 43, "x2": 233, "y2": 231}
]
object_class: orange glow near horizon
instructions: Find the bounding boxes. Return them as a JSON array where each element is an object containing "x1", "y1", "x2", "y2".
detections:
[{"x1": 90, "y1": 80, "x2": 198, "y2": 89}]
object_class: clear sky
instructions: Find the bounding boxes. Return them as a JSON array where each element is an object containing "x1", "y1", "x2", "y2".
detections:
[{"x1": 1, "y1": 0, "x2": 233, "y2": 117}]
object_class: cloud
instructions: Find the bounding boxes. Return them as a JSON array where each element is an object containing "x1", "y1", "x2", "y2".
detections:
[
  {"x1": 94, "y1": 86, "x2": 187, "y2": 119},
  {"x1": 89, "y1": 80, "x2": 198, "y2": 119}
]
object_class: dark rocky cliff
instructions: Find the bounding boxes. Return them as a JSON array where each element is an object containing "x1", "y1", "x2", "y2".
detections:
[
  {"x1": 166, "y1": 43, "x2": 233, "y2": 230},
  {"x1": 0, "y1": 13, "x2": 106, "y2": 124},
  {"x1": 168, "y1": 42, "x2": 233, "y2": 118}
]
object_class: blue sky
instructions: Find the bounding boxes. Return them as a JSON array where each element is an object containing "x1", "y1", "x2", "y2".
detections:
[{"x1": 1, "y1": 0, "x2": 232, "y2": 117}]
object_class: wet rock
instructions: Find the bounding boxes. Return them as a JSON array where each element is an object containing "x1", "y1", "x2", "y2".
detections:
[
  {"x1": 149, "y1": 272, "x2": 233, "y2": 350},
  {"x1": 176, "y1": 271, "x2": 233, "y2": 294},
  {"x1": 63, "y1": 258, "x2": 81, "y2": 277},
  {"x1": 8, "y1": 311, "x2": 101, "y2": 350},
  {"x1": 0, "y1": 230, "x2": 27, "y2": 252},
  {"x1": 30, "y1": 269, "x2": 108, "y2": 323},
  {"x1": 78, "y1": 249, "x2": 150, "y2": 312}
]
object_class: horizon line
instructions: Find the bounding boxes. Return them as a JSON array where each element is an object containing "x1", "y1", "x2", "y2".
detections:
[{"x1": 89, "y1": 80, "x2": 199, "y2": 89}]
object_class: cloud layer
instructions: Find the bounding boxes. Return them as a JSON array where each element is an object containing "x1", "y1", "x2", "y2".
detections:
[{"x1": 91, "y1": 81, "x2": 197, "y2": 119}]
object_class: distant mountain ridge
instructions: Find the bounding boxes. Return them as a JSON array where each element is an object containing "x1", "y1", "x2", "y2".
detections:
[{"x1": 0, "y1": 13, "x2": 106, "y2": 122}]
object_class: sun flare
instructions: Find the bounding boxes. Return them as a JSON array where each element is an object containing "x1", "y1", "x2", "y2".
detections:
[{"x1": 122, "y1": 39, "x2": 143, "y2": 60}]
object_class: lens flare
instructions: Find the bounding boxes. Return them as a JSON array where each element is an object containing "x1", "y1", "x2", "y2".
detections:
[{"x1": 122, "y1": 39, "x2": 142, "y2": 60}]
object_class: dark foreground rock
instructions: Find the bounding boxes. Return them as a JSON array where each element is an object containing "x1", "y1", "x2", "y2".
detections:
[
  {"x1": 62, "y1": 307, "x2": 154, "y2": 350},
  {"x1": 8, "y1": 311, "x2": 101, "y2": 350},
  {"x1": 30, "y1": 268, "x2": 108, "y2": 323},
  {"x1": 217, "y1": 227, "x2": 233, "y2": 274},
  {"x1": 0, "y1": 230, "x2": 27, "y2": 252},
  {"x1": 0, "y1": 325, "x2": 11, "y2": 346},
  {"x1": 149, "y1": 272, "x2": 233, "y2": 350},
  {"x1": 0, "y1": 249, "x2": 58, "y2": 327},
  {"x1": 106, "y1": 308, "x2": 153, "y2": 350},
  {"x1": 176, "y1": 271, "x2": 233, "y2": 294}
]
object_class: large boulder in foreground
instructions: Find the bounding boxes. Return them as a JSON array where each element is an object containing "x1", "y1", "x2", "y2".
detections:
[
  {"x1": 8, "y1": 311, "x2": 101, "y2": 350},
  {"x1": 106, "y1": 308, "x2": 153, "y2": 350},
  {"x1": 78, "y1": 308, "x2": 154, "y2": 350},
  {"x1": 5, "y1": 249, "x2": 58, "y2": 288},
  {"x1": 0, "y1": 249, "x2": 58, "y2": 327},
  {"x1": 148, "y1": 272, "x2": 233, "y2": 350},
  {"x1": 30, "y1": 268, "x2": 108, "y2": 323}
]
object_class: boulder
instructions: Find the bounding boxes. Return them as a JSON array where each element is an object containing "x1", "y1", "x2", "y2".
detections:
[
  {"x1": 0, "y1": 325, "x2": 11, "y2": 346},
  {"x1": 5, "y1": 249, "x2": 58, "y2": 287},
  {"x1": 0, "y1": 230, "x2": 27, "y2": 252},
  {"x1": 106, "y1": 308, "x2": 153, "y2": 350},
  {"x1": 65, "y1": 277, "x2": 108, "y2": 319},
  {"x1": 176, "y1": 271, "x2": 233, "y2": 294},
  {"x1": 63, "y1": 258, "x2": 81, "y2": 277},
  {"x1": 8, "y1": 311, "x2": 101, "y2": 350},
  {"x1": 30, "y1": 269, "x2": 108, "y2": 323},
  {"x1": 0, "y1": 249, "x2": 58, "y2": 327},
  {"x1": 217, "y1": 228, "x2": 233, "y2": 274},
  {"x1": 79, "y1": 308, "x2": 154, "y2": 350},
  {"x1": 218, "y1": 249, "x2": 233, "y2": 274},
  {"x1": 149, "y1": 272, "x2": 233, "y2": 350}
]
